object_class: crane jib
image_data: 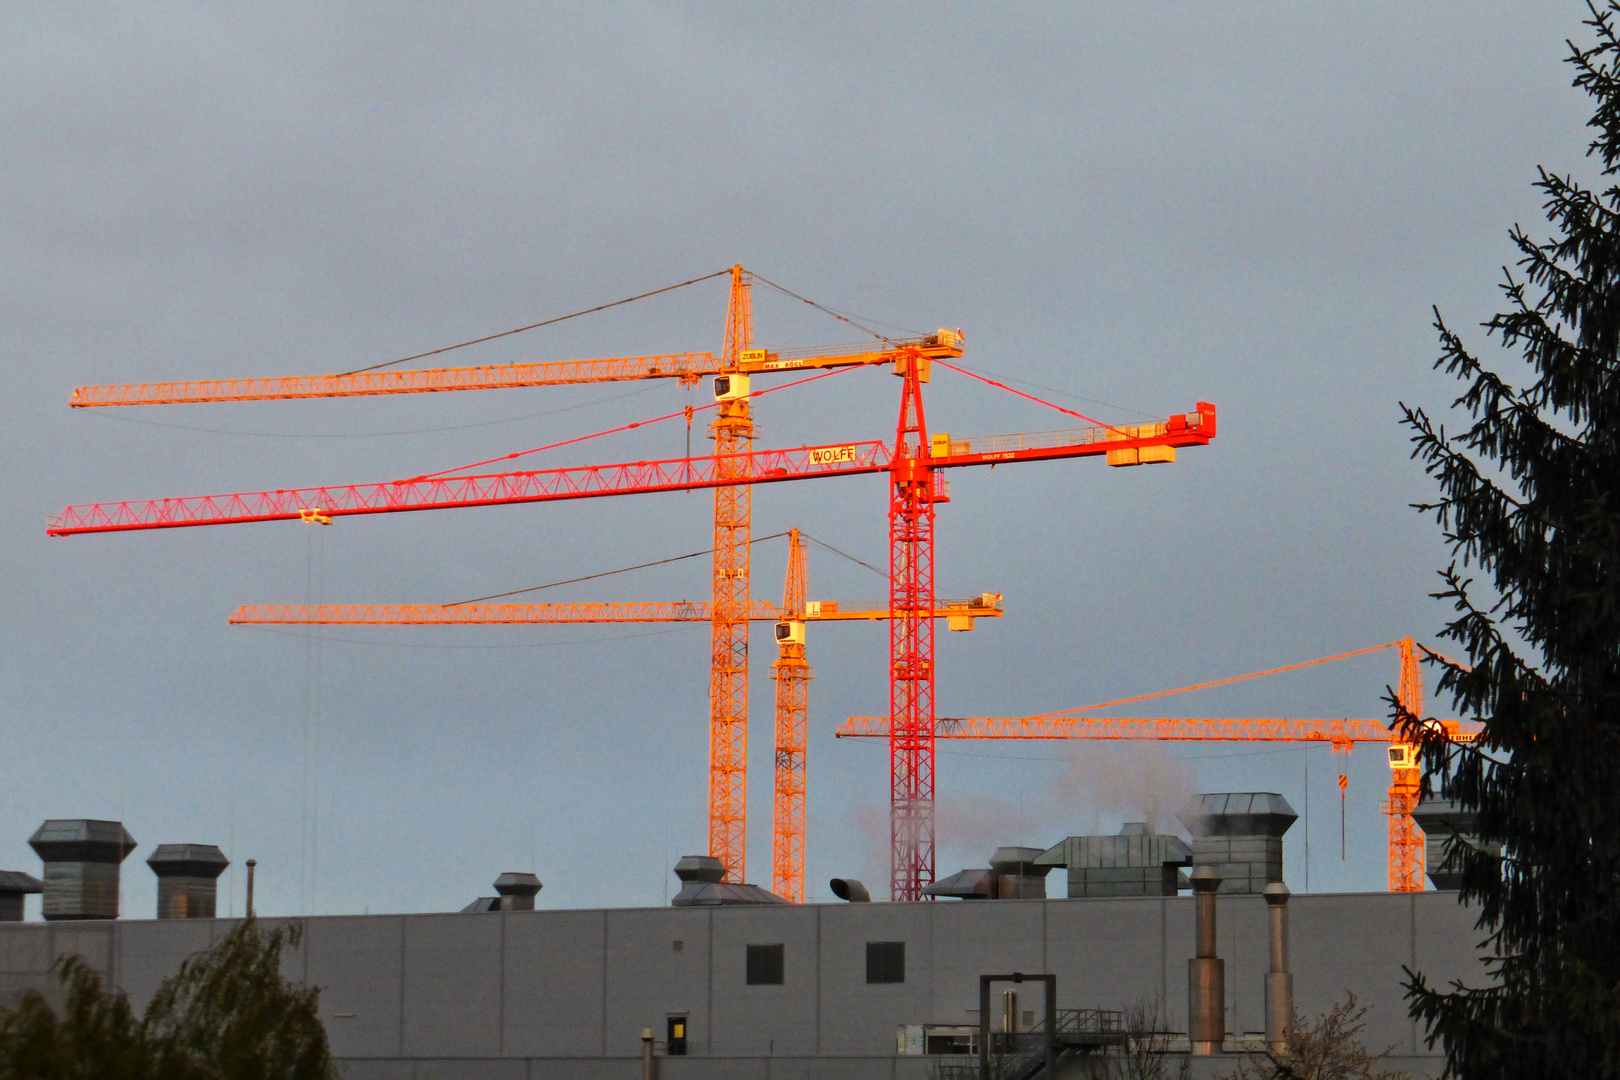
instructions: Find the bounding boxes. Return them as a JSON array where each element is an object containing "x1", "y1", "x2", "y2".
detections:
[{"x1": 46, "y1": 440, "x2": 895, "y2": 536}]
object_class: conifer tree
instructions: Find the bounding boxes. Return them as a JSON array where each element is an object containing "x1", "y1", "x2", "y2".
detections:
[{"x1": 1399, "y1": 3, "x2": 1620, "y2": 1075}]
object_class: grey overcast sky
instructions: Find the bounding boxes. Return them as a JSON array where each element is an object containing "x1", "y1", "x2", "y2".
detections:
[{"x1": 0, "y1": 3, "x2": 1592, "y2": 916}]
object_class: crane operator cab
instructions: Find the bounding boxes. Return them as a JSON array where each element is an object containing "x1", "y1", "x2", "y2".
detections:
[
  {"x1": 1388, "y1": 744, "x2": 1419, "y2": 770},
  {"x1": 775, "y1": 620, "x2": 806, "y2": 646},
  {"x1": 713, "y1": 373, "x2": 750, "y2": 402}
]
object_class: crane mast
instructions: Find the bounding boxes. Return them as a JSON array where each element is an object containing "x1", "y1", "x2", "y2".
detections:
[
  {"x1": 711, "y1": 266, "x2": 755, "y2": 882},
  {"x1": 772, "y1": 530, "x2": 811, "y2": 901},
  {"x1": 889, "y1": 360, "x2": 938, "y2": 901}
]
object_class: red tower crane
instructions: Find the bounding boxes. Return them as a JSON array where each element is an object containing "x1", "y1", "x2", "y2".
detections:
[{"x1": 55, "y1": 294, "x2": 1215, "y2": 899}]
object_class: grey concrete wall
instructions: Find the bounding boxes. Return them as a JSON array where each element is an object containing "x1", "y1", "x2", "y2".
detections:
[{"x1": 0, "y1": 891, "x2": 1490, "y2": 1076}]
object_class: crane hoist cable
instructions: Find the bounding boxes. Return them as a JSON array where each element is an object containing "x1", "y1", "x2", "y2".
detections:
[
  {"x1": 749, "y1": 272, "x2": 914, "y2": 344},
  {"x1": 934, "y1": 358, "x2": 1130, "y2": 433},
  {"x1": 341, "y1": 268, "x2": 733, "y2": 376},
  {"x1": 416, "y1": 361, "x2": 868, "y2": 480},
  {"x1": 1031, "y1": 641, "x2": 1406, "y2": 720},
  {"x1": 449, "y1": 531, "x2": 793, "y2": 605}
]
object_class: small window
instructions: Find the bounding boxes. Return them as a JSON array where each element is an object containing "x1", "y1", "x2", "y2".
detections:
[
  {"x1": 746, "y1": 943, "x2": 785, "y2": 985},
  {"x1": 866, "y1": 941, "x2": 905, "y2": 984},
  {"x1": 672, "y1": 939, "x2": 684, "y2": 953}
]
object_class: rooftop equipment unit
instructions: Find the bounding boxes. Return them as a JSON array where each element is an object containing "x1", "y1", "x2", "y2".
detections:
[
  {"x1": 922, "y1": 846, "x2": 1053, "y2": 900},
  {"x1": 829, "y1": 878, "x2": 870, "y2": 902},
  {"x1": 1411, "y1": 797, "x2": 1501, "y2": 891},
  {"x1": 1178, "y1": 793, "x2": 1296, "y2": 894},
  {"x1": 670, "y1": 856, "x2": 788, "y2": 907},
  {"x1": 1035, "y1": 823, "x2": 1193, "y2": 897},
  {"x1": 494, "y1": 872, "x2": 543, "y2": 911},
  {"x1": 147, "y1": 844, "x2": 229, "y2": 919},
  {"x1": 0, "y1": 871, "x2": 42, "y2": 922},
  {"x1": 28, "y1": 819, "x2": 137, "y2": 921}
]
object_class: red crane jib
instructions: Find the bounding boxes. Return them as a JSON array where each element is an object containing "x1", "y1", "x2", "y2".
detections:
[{"x1": 47, "y1": 416, "x2": 1214, "y2": 537}]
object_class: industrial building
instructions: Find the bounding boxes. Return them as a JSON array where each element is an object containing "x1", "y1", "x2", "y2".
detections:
[{"x1": 0, "y1": 803, "x2": 1492, "y2": 1079}]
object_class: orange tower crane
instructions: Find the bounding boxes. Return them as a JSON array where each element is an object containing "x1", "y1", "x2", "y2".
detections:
[
  {"x1": 64, "y1": 265, "x2": 966, "y2": 886},
  {"x1": 1385, "y1": 637, "x2": 1427, "y2": 892},
  {"x1": 55, "y1": 289, "x2": 1211, "y2": 899},
  {"x1": 771, "y1": 530, "x2": 811, "y2": 901},
  {"x1": 229, "y1": 562, "x2": 1003, "y2": 904},
  {"x1": 834, "y1": 637, "x2": 1475, "y2": 892}
]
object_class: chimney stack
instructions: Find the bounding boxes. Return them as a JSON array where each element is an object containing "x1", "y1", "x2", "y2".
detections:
[
  {"x1": 28, "y1": 820, "x2": 137, "y2": 921},
  {"x1": 1188, "y1": 865, "x2": 1225, "y2": 1055},
  {"x1": 147, "y1": 845, "x2": 229, "y2": 919},
  {"x1": 493, "y1": 872, "x2": 542, "y2": 911},
  {"x1": 1264, "y1": 882, "x2": 1293, "y2": 1057}
]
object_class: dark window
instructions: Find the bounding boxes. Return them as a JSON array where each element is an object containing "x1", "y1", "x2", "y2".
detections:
[
  {"x1": 746, "y1": 943, "x2": 785, "y2": 985},
  {"x1": 866, "y1": 941, "x2": 905, "y2": 984}
]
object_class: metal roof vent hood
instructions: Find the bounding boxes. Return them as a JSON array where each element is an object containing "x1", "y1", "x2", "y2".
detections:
[
  {"x1": 1178, "y1": 793, "x2": 1296, "y2": 894},
  {"x1": 147, "y1": 844, "x2": 229, "y2": 919},
  {"x1": 670, "y1": 856, "x2": 788, "y2": 907},
  {"x1": 924, "y1": 846, "x2": 1053, "y2": 899},
  {"x1": 28, "y1": 819, "x2": 137, "y2": 921},
  {"x1": 0, "y1": 871, "x2": 42, "y2": 922}
]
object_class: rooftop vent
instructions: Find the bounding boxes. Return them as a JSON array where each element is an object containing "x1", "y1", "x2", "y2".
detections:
[
  {"x1": 924, "y1": 846, "x2": 1054, "y2": 900},
  {"x1": 494, "y1": 872, "x2": 543, "y2": 911},
  {"x1": 670, "y1": 856, "x2": 788, "y2": 907},
  {"x1": 829, "y1": 878, "x2": 870, "y2": 902},
  {"x1": 147, "y1": 844, "x2": 229, "y2": 919},
  {"x1": 1035, "y1": 825, "x2": 1193, "y2": 897},
  {"x1": 0, "y1": 871, "x2": 43, "y2": 922},
  {"x1": 1178, "y1": 793, "x2": 1296, "y2": 894},
  {"x1": 1412, "y1": 797, "x2": 1501, "y2": 890},
  {"x1": 28, "y1": 819, "x2": 137, "y2": 921}
]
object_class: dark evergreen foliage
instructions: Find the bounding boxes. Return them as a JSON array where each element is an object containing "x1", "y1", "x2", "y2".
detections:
[
  {"x1": 1398, "y1": 4, "x2": 1620, "y2": 1075},
  {"x1": 0, "y1": 922, "x2": 336, "y2": 1080}
]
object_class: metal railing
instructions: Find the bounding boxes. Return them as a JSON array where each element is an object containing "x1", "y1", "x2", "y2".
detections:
[{"x1": 931, "y1": 1009, "x2": 1126, "y2": 1080}]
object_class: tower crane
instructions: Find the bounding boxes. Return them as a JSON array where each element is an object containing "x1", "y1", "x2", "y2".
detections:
[
  {"x1": 54, "y1": 280, "x2": 1215, "y2": 899},
  {"x1": 229, "y1": 560, "x2": 1004, "y2": 903},
  {"x1": 65, "y1": 267, "x2": 962, "y2": 885},
  {"x1": 834, "y1": 638, "x2": 1478, "y2": 892}
]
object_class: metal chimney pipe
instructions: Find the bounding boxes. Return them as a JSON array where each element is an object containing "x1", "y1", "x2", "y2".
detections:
[
  {"x1": 640, "y1": 1025, "x2": 655, "y2": 1080},
  {"x1": 245, "y1": 859, "x2": 257, "y2": 919},
  {"x1": 1264, "y1": 882, "x2": 1293, "y2": 1057},
  {"x1": 1188, "y1": 865, "x2": 1225, "y2": 1055}
]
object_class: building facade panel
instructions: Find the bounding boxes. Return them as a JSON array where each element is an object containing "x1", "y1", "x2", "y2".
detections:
[
  {"x1": 927, "y1": 897, "x2": 1045, "y2": 1027},
  {"x1": 501, "y1": 908, "x2": 607, "y2": 1058},
  {"x1": 1287, "y1": 894, "x2": 1420, "y2": 1055},
  {"x1": 814, "y1": 902, "x2": 931, "y2": 1054},
  {"x1": 304, "y1": 915, "x2": 405, "y2": 1059},
  {"x1": 603, "y1": 906, "x2": 713, "y2": 1057},
  {"x1": 1046, "y1": 897, "x2": 1177, "y2": 1024},
  {"x1": 114, "y1": 918, "x2": 215, "y2": 1011},
  {"x1": 708, "y1": 904, "x2": 820, "y2": 1055},
  {"x1": 1412, "y1": 891, "x2": 1491, "y2": 1002},
  {"x1": 401, "y1": 912, "x2": 503, "y2": 1057}
]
